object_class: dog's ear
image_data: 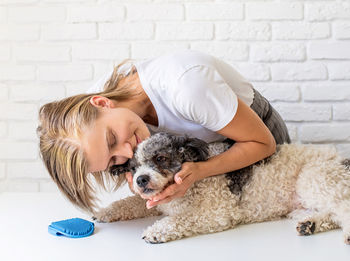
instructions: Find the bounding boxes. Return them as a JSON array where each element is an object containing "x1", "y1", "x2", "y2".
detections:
[
  {"x1": 106, "y1": 162, "x2": 129, "y2": 193},
  {"x1": 109, "y1": 160, "x2": 130, "y2": 176},
  {"x1": 174, "y1": 136, "x2": 209, "y2": 162}
]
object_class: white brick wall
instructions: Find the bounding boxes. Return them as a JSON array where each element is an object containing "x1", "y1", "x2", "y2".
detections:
[{"x1": 0, "y1": 0, "x2": 349, "y2": 193}]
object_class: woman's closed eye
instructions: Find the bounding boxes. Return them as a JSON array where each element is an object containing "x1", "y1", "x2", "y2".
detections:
[
  {"x1": 105, "y1": 130, "x2": 117, "y2": 171},
  {"x1": 109, "y1": 131, "x2": 117, "y2": 149}
]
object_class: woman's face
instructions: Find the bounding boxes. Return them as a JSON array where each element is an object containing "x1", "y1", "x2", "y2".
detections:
[{"x1": 81, "y1": 106, "x2": 150, "y2": 173}]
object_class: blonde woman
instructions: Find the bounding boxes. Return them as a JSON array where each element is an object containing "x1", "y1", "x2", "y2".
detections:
[{"x1": 37, "y1": 50, "x2": 290, "y2": 214}]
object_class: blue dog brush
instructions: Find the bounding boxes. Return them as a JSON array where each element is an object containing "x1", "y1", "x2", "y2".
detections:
[{"x1": 48, "y1": 218, "x2": 94, "y2": 238}]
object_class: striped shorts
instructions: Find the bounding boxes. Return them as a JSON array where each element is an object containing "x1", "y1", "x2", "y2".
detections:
[{"x1": 250, "y1": 89, "x2": 291, "y2": 145}]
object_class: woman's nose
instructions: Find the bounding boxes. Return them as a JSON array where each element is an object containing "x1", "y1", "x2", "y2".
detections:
[{"x1": 113, "y1": 142, "x2": 133, "y2": 160}]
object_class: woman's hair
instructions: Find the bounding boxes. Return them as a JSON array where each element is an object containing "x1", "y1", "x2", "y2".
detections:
[{"x1": 37, "y1": 60, "x2": 139, "y2": 214}]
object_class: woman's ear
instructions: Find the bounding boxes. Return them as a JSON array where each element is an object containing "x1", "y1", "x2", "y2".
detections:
[{"x1": 89, "y1": 96, "x2": 115, "y2": 108}]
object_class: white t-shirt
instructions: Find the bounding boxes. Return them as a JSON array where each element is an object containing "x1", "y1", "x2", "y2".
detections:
[{"x1": 87, "y1": 50, "x2": 254, "y2": 143}]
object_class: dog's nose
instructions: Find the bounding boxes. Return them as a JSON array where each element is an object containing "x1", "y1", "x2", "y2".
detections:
[{"x1": 136, "y1": 175, "x2": 150, "y2": 188}]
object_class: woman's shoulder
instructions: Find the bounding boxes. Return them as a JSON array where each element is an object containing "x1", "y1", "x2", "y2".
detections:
[{"x1": 136, "y1": 49, "x2": 217, "y2": 81}]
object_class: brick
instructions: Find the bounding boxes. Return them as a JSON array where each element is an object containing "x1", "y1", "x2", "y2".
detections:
[
  {"x1": 8, "y1": 161, "x2": 47, "y2": 179},
  {"x1": 43, "y1": 0, "x2": 94, "y2": 2},
  {"x1": 157, "y1": 22, "x2": 213, "y2": 40},
  {"x1": 42, "y1": 23, "x2": 96, "y2": 40},
  {"x1": 68, "y1": 4, "x2": 124, "y2": 22},
  {"x1": 10, "y1": 84, "x2": 65, "y2": 102},
  {"x1": 65, "y1": 82, "x2": 95, "y2": 97},
  {"x1": 0, "y1": 162, "x2": 5, "y2": 179},
  {"x1": 336, "y1": 144, "x2": 350, "y2": 158},
  {"x1": 7, "y1": 181, "x2": 39, "y2": 192},
  {"x1": 0, "y1": 141, "x2": 37, "y2": 160},
  {"x1": 246, "y1": 2, "x2": 303, "y2": 20},
  {"x1": 14, "y1": 44, "x2": 70, "y2": 62},
  {"x1": 39, "y1": 180, "x2": 60, "y2": 193},
  {"x1": 131, "y1": 43, "x2": 189, "y2": 59},
  {"x1": 300, "y1": 124, "x2": 350, "y2": 142},
  {"x1": 187, "y1": 3, "x2": 243, "y2": 20},
  {"x1": 285, "y1": 124, "x2": 298, "y2": 142},
  {"x1": 8, "y1": 6, "x2": 65, "y2": 23},
  {"x1": 100, "y1": 23, "x2": 154, "y2": 40},
  {"x1": 0, "y1": 65, "x2": 35, "y2": 81},
  {"x1": 273, "y1": 22, "x2": 330, "y2": 40},
  {"x1": 0, "y1": 44, "x2": 11, "y2": 61},
  {"x1": 302, "y1": 85, "x2": 350, "y2": 101},
  {"x1": 1, "y1": 0, "x2": 38, "y2": 3},
  {"x1": 255, "y1": 84, "x2": 300, "y2": 102},
  {"x1": 37, "y1": 64, "x2": 93, "y2": 81},
  {"x1": 235, "y1": 63, "x2": 270, "y2": 81},
  {"x1": 0, "y1": 102, "x2": 37, "y2": 120},
  {"x1": 92, "y1": 62, "x2": 115, "y2": 82},
  {"x1": 0, "y1": 181, "x2": 6, "y2": 191},
  {"x1": 251, "y1": 43, "x2": 305, "y2": 62},
  {"x1": 8, "y1": 121, "x2": 38, "y2": 140},
  {"x1": 191, "y1": 42, "x2": 248, "y2": 61},
  {"x1": 328, "y1": 63, "x2": 350, "y2": 80},
  {"x1": 128, "y1": 3, "x2": 183, "y2": 21},
  {"x1": 216, "y1": 22, "x2": 270, "y2": 40},
  {"x1": 0, "y1": 8, "x2": 7, "y2": 23},
  {"x1": 333, "y1": 103, "x2": 350, "y2": 121},
  {"x1": 309, "y1": 42, "x2": 350, "y2": 60},
  {"x1": 334, "y1": 22, "x2": 350, "y2": 39},
  {"x1": 274, "y1": 103, "x2": 331, "y2": 122},
  {"x1": 0, "y1": 121, "x2": 7, "y2": 138},
  {"x1": 0, "y1": 24, "x2": 40, "y2": 41},
  {"x1": 307, "y1": 2, "x2": 350, "y2": 21},
  {"x1": 0, "y1": 84, "x2": 8, "y2": 101},
  {"x1": 271, "y1": 63, "x2": 327, "y2": 81},
  {"x1": 72, "y1": 43, "x2": 129, "y2": 60}
]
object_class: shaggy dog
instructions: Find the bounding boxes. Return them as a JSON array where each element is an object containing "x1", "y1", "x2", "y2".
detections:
[{"x1": 93, "y1": 132, "x2": 350, "y2": 244}]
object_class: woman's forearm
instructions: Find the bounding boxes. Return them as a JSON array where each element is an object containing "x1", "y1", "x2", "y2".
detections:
[{"x1": 195, "y1": 141, "x2": 276, "y2": 181}]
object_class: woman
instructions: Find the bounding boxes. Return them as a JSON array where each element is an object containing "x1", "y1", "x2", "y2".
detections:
[{"x1": 37, "y1": 50, "x2": 290, "y2": 214}]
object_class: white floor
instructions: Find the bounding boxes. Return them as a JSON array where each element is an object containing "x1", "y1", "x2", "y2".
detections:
[{"x1": 1, "y1": 192, "x2": 350, "y2": 261}]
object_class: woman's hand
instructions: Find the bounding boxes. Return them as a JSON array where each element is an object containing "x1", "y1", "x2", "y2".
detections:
[{"x1": 146, "y1": 162, "x2": 201, "y2": 209}]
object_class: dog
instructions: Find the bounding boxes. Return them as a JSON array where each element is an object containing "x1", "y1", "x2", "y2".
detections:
[{"x1": 93, "y1": 132, "x2": 350, "y2": 244}]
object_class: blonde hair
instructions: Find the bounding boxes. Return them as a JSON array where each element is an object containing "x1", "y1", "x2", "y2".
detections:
[{"x1": 37, "y1": 60, "x2": 138, "y2": 214}]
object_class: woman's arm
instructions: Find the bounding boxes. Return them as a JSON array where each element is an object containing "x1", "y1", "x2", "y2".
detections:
[
  {"x1": 195, "y1": 97, "x2": 276, "y2": 180},
  {"x1": 146, "y1": 98, "x2": 276, "y2": 208}
]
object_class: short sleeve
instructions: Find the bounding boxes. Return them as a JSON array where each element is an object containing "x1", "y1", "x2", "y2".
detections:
[{"x1": 173, "y1": 65, "x2": 238, "y2": 132}]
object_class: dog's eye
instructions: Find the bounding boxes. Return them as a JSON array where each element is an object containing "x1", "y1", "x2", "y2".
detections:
[{"x1": 156, "y1": 155, "x2": 167, "y2": 162}]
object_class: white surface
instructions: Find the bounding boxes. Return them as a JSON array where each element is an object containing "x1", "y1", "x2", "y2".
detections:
[{"x1": 0, "y1": 192, "x2": 350, "y2": 261}]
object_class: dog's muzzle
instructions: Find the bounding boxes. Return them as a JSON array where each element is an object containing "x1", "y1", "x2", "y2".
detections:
[{"x1": 136, "y1": 175, "x2": 150, "y2": 188}]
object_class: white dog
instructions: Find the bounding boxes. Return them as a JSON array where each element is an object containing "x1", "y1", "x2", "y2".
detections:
[{"x1": 93, "y1": 132, "x2": 350, "y2": 244}]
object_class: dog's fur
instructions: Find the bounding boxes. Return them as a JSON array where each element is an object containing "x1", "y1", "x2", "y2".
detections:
[{"x1": 93, "y1": 132, "x2": 350, "y2": 244}]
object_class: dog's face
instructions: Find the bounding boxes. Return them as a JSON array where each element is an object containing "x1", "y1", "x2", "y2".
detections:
[{"x1": 127, "y1": 132, "x2": 209, "y2": 199}]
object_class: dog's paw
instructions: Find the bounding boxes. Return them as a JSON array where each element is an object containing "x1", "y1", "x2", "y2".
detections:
[
  {"x1": 142, "y1": 234, "x2": 165, "y2": 244},
  {"x1": 142, "y1": 225, "x2": 179, "y2": 244},
  {"x1": 142, "y1": 228, "x2": 166, "y2": 244},
  {"x1": 344, "y1": 234, "x2": 350, "y2": 245},
  {"x1": 92, "y1": 207, "x2": 120, "y2": 223},
  {"x1": 297, "y1": 221, "x2": 316, "y2": 236}
]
